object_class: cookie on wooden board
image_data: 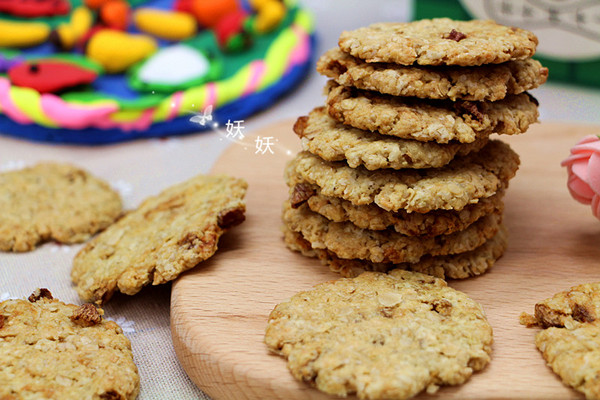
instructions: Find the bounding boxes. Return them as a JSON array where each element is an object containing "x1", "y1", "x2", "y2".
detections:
[
  {"x1": 282, "y1": 224, "x2": 508, "y2": 280},
  {"x1": 0, "y1": 289, "x2": 139, "y2": 399},
  {"x1": 71, "y1": 174, "x2": 247, "y2": 304},
  {"x1": 285, "y1": 140, "x2": 519, "y2": 214},
  {"x1": 521, "y1": 282, "x2": 600, "y2": 400},
  {"x1": 265, "y1": 269, "x2": 493, "y2": 399},
  {"x1": 0, "y1": 162, "x2": 122, "y2": 252},
  {"x1": 338, "y1": 18, "x2": 538, "y2": 66},
  {"x1": 290, "y1": 182, "x2": 505, "y2": 236},
  {"x1": 325, "y1": 81, "x2": 539, "y2": 143},
  {"x1": 282, "y1": 201, "x2": 502, "y2": 264},
  {"x1": 294, "y1": 107, "x2": 489, "y2": 170},
  {"x1": 317, "y1": 47, "x2": 548, "y2": 101}
]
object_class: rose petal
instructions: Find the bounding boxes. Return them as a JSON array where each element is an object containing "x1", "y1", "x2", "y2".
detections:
[
  {"x1": 592, "y1": 194, "x2": 600, "y2": 220},
  {"x1": 561, "y1": 152, "x2": 591, "y2": 167},
  {"x1": 587, "y1": 152, "x2": 600, "y2": 193},
  {"x1": 567, "y1": 174, "x2": 594, "y2": 204},
  {"x1": 571, "y1": 160, "x2": 589, "y2": 181}
]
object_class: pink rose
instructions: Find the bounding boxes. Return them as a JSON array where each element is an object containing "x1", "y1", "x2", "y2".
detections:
[{"x1": 561, "y1": 135, "x2": 600, "y2": 219}]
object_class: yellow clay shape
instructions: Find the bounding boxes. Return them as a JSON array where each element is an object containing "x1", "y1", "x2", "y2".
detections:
[
  {"x1": 134, "y1": 8, "x2": 197, "y2": 41},
  {"x1": 254, "y1": 0, "x2": 285, "y2": 33},
  {"x1": 248, "y1": 0, "x2": 270, "y2": 10},
  {"x1": 0, "y1": 20, "x2": 50, "y2": 48},
  {"x1": 87, "y1": 30, "x2": 157, "y2": 73},
  {"x1": 55, "y1": 7, "x2": 94, "y2": 49}
]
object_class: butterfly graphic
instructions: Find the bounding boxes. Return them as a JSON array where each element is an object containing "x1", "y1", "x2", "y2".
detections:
[{"x1": 189, "y1": 105, "x2": 213, "y2": 126}]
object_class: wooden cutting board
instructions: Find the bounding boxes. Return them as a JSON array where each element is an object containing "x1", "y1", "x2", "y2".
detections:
[{"x1": 171, "y1": 120, "x2": 600, "y2": 400}]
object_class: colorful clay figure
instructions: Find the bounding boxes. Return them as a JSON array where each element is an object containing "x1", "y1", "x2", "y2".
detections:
[
  {"x1": 0, "y1": 0, "x2": 70, "y2": 17},
  {"x1": 0, "y1": 0, "x2": 315, "y2": 144},
  {"x1": 130, "y1": 44, "x2": 221, "y2": 92},
  {"x1": 8, "y1": 59, "x2": 99, "y2": 94},
  {"x1": 134, "y1": 8, "x2": 197, "y2": 41}
]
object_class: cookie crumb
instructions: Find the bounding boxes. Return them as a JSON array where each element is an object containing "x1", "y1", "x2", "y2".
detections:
[
  {"x1": 0, "y1": 314, "x2": 5, "y2": 329},
  {"x1": 28, "y1": 288, "x2": 53, "y2": 302},
  {"x1": 445, "y1": 29, "x2": 467, "y2": 42},
  {"x1": 70, "y1": 303, "x2": 102, "y2": 327}
]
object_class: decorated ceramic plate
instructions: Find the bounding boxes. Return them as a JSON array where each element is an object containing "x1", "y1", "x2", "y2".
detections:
[{"x1": 0, "y1": 0, "x2": 314, "y2": 144}]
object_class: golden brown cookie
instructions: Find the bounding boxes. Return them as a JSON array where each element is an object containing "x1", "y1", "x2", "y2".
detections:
[
  {"x1": 317, "y1": 47, "x2": 548, "y2": 101},
  {"x1": 294, "y1": 107, "x2": 489, "y2": 170},
  {"x1": 71, "y1": 174, "x2": 247, "y2": 304},
  {"x1": 283, "y1": 224, "x2": 507, "y2": 280},
  {"x1": 325, "y1": 81, "x2": 539, "y2": 143},
  {"x1": 285, "y1": 140, "x2": 519, "y2": 213},
  {"x1": 290, "y1": 182, "x2": 505, "y2": 236},
  {"x1": 265, "y1": 269, "x2": 493, "y2": 399},
  {"x1": 0, "y1": 162, "x2": 122, "y2": 252},
  {"x1": 282, "y1": 201, "x2": 502, "y2": 264},
  {"x1": 521, "y1": 282, "x2": 600, "y2": 399},
  {"x1": 338, "y1": 18, "x2": 538, "y2": 66},
  {"x1": 0, "y1": 289, "x2": 139, "y2": 399}
]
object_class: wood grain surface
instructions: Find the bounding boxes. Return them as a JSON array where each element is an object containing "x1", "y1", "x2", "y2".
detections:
[{"x1": 171, "y1": 120, "x2": 600, "y2": 400}]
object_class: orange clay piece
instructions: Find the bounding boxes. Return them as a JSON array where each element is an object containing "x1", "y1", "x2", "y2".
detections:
[
  {"x1": 191, "y1": 0, "x2": 238, "y2": 28},
  {"x1": 84, "y1": 0, "x2": 113, "y2": 10},
  {"x1": 100, "y1": 0, "x2": 130, "y2": 30}
]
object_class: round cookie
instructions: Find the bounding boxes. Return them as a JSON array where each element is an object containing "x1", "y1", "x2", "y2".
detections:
[
  {"x1": 282, "y1": 201, "x2": 502, "y2": 264},
  {"x1": 317, "y1": 47, "x2": 548, "y2": 101},
  {"x1": 264, "y1": 269, "x2": 493, "y2": 399},
  {"x1": 71, "y1": 174, "x2": 247, "y2": 304},
  {"x1": 325, "y1": 81, "x2": 539, "y2": 143},
  {"x1": 284, "y1": 140, "x2": 520, "y2": 214},
  {"x1": 521, "y1": 282, "x2": 600, "y2": 399},
  {"x1": 338, "y1": 18, "x2": 538, "y2": 66},
  {"x1": 294, "y1": 107, "x2": 490, "y2": 170},
  {"x1": 0, "y1": 162, "x2": 122, "y2": 252},
  {"x1": 283, "y1": 224, "x2": 508, "y2": 280},
  {"x1": 0, "y1": 289, "x2": 139, "y2": 399},
  {"x1": 290, "y1": 182, "x2": 505, "y2": 236}
]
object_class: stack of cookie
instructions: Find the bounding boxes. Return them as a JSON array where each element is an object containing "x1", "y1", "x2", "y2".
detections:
[{"x1": 282, "y1": 18, "x2": 548, "y2": 280}]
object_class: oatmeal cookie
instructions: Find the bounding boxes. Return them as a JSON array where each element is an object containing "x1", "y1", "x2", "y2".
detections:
[
  {"x1": 71, "y1": 174, "x2": 247, "y2": 304},
  {"x1": 325, "y1": 81, "x2": 539, "y2": 143},
  {"x1": 318, "y1": 48, "x2": 548, "y2": 101},
  {"x1": 285, "y1": 140, "x2": 519, "y2": 213},
  {"x1": 282, "y1": 201, "x2": 502, "y2": 264},
  {"x1": 0, "y1": 289, "x2": 139, "y2": 399},
  {"x1": 0, "y1": 162, "x2": 122, "y2": 252},
  {"x1": 265, "y1": 269, "x2": 493, "y2": 399},
  {"x1": 294, "y1": 107, "x2": 489, "y2": 170},
  {"x1": 521, "y1": 282, "x2": 600, "y2": 400},
  {"x1": 290, "y1": 182, "x2": 505, "y2": 236},
  {"x1": 338, "y1": 18, "x2": 538, "y2": 66},
  {"x1": 283, "y1": 224, "x2": 507, "y2": 280}
]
